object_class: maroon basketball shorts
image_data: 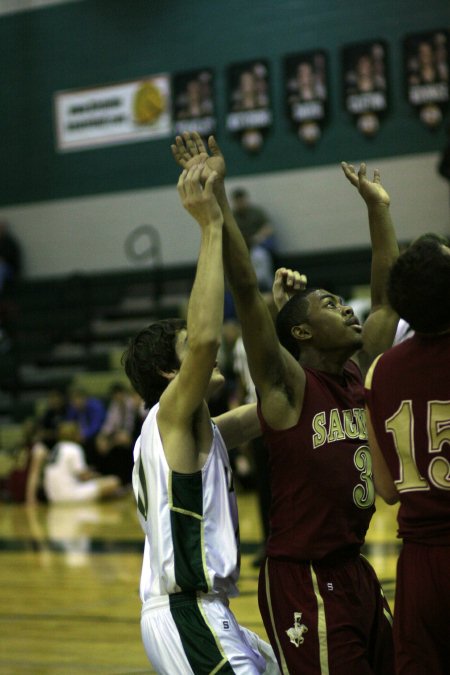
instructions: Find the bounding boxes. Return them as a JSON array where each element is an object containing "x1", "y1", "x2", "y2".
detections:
[
  {"x1": 394, "y1": 541, "x2": 450, "y2": 675},
  {"x1": 258, "y1": 553, "x2": 394, "y2": 674}
]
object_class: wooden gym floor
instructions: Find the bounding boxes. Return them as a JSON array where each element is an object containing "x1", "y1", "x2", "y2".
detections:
[{"x1": 0, "y1": 491, "x2": 399, "y2": 674}]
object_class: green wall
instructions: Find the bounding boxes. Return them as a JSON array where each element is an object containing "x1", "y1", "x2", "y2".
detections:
[{"x1": 3, "y1": 0, "x2": 450, "y2": 206}]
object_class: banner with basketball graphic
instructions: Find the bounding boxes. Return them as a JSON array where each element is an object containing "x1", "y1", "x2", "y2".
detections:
[
  {"x1": 404, "y1": 29, "x2": 450, "y2": 128},
  {"x1": 342, "y1": 40, "x2": 389, "y2": 136},
  {"x1": 54, "y1": 74, "x2": 172, "y2": 151}
]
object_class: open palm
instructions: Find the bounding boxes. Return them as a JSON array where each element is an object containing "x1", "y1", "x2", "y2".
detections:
[
  {"x1": 171, "y1": 132, "x2": 226, "y2": 182},
  {"x1": 341, "y1": 162, "x2": 390, "y2": 206}
]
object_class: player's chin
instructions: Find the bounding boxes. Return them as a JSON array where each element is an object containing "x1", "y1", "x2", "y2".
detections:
[{"x1": 352, "y1": 334, "x2": 364, "y2": 350}]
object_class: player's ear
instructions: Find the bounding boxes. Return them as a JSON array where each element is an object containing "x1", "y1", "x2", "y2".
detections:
[
  {"x1": 291, "y1": 324, "x2": 312, "y2": 342},
  {"x1": 158, "y1": 369, "x2": 177, "y2": 381}
]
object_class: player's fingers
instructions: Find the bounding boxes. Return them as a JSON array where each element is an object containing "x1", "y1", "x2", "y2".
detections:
[
  {"x1": 341, "y1": 162, "x2": 358, "y2": 186},
  {"x1": 284, "y1": 270, "x2": 295, "y2": 286},
  {"x1": 177, "y1": 169, "x2": 188, "y2": 199},
  {"x1": 186, "y1": 164, "x2": 203, "y2": 195},
  {"x1": 208, "y1": 135, "x2": 224, "y2": 158},
  {"x1": 373, "y1": 168, "x2": 381, "y2": 183},
  {"x1": 292, "y1": 271, "x2": 307, "y2": 290},
  {"x1": 183, "y1": 165, "x2": 198, "y2": 196},
  {"x1": 174, "y1": 135, "x2": 189, "y2": 158},
  {"x1": 358, "y1": 163, "x2": 367, "y2": 180},
  {"x1": 171, "y1": 143, "x2": 187, "y2": 167},
  {"x1": 171, "y1": 144, "x2": 187, "y2": 167},
  {"x1": 192, "y1": 131, "x2": 207, "y2": 155},
  {"x1": 183, "y1": 131, "x2": 200, "y2": 156},
  {"x1": 203, "y1": 171, "x2": 218, "y2": 196},
  {"x1": 273, "y1": 267, "x2": 287, "y2": 284}
]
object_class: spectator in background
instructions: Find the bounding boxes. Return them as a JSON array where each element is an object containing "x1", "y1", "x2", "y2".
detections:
[
  {"x1": 43, "y1": 421, "x2": 121, "y2": 503},
  {"x1": 0, "y1": 219, "x2": 22, "y2": 350},
  {"x1": 231, "y1": 188, "x2": 277, "y2": 292},
  {"x1": 37, "y1": 387, "x2": 69, "y2": 448},
  {"x1": 95, "y1": 382, "x2": 141, "y2": 485},
  {"x1": 24, "y1": 421, "x2": 51, "y2": 506},
  {"x1": 233, "y1": 331, "x2": 271, "y2": 568},
  {"x1": 6, "y1": 418, "x2": 48, "y2": 505},
  {"x1": 0, "y1": 220, "x2": 22, "y2": 295},
  {"x1": 66, "y1": 386, "x2": 106, "y2": 467},
  {"x1": 437, "y1": 121, "x2": 450, "y2": 185}
]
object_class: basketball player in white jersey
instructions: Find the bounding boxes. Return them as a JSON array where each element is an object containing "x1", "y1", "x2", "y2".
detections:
[{"x1": 122, "y1": 165, "x2": 279, "y2": 674}]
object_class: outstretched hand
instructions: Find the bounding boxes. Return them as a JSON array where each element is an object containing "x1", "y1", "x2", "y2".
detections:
[
  {"x1": 177, "y1": 165, "x2": 223, "y2": 229},
  {"x1": 341, "y1": 162, "x2": 390, "y2": 207},
  {"x1": 171, "y1": 132, "x2": 226, "y2": 184},
  {"x1": 272, "y1": 267, "x2": 307, "y2": 311}
]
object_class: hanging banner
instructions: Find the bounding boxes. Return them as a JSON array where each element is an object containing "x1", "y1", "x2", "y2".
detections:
[
  {"x1": 226, "y1": 59, "x2": 272, "y2": 152},
  {"x1": 342, "y1": 40, "x2": 388, "y2": 136},
  {"x1": 173, "y1": 68, "x2": 216, "y2": 138},
  {"x1": 284, "y1": 50, "x2": 328, "y2": 145},
  {"x1": 404, "y1": 29, "x2": 450, "y2": 128},
  {"x1": 54, "y1": 74, "x2": 172, "y2": 151}
]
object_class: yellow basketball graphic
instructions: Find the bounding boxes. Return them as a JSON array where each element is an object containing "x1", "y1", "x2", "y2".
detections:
[{"x1": 134, "y1": 81, "x2": 165, "y2": 124}]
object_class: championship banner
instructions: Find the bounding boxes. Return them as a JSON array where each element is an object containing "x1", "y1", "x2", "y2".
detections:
[
  {"x1": 284, "y1": 50, "x2": 328, "y2": 145},
  {"x1": 173, "y1": 68, "x2": 216, "y2": 138},
  {"x1": 54, "y1": 74, "x2": 172, "y2": 151},
  {"x1": 226, "y1": 59, "x2": 272, "y2": 152},
  {"x1": 404, "y1": 30, "x2": 450, "y2": 128},
  {"x1": 342, "y1": 41, "x2": 388, "y2": 136}
]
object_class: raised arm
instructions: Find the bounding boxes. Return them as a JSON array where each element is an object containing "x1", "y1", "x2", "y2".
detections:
[
  {"x1": 213, "y1": 403, "x2": 261, "y2": 450},
  {"x1": 171, "y1": 133, "x2": 302, "y2": 421},
  {"x1": 159, "y1": 166, "x2": 224, "y2": 424},
  {"x1": 341, "y1": 162, "x2": 399, "y2": 374},
  {"x1": 365, "y1": 405, "x2": 399, "y2": 505}
]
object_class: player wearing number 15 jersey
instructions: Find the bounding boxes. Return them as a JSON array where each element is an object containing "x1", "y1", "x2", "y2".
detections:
[{"x1": 365, "y1": 234, "x2": 450, "y2": 675}]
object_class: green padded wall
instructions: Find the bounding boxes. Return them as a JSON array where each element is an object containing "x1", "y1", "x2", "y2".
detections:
[{"x1": 2, "y1": 0, "x2": 450, "y2": 206}]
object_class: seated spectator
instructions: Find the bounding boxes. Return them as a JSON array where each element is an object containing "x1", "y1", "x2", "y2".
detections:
[
  {"x1": 66, "y1": 386, "x2": 106, "y2": 466},
  {"x1": 95, "y1": 382, "x2": 141, "y2": 485},
  {"x1": 43, "y1": 421, "x2": 121, "y2": 503}
]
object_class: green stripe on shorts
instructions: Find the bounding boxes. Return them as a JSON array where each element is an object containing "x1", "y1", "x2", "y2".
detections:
[{"x1": 169, "y1": 593, "x2": 235, "y2": 674}]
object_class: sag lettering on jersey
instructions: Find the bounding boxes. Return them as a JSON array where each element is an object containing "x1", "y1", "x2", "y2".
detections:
[{"x1": 312, "y1": 408, "x2": 367, "y2": 448}]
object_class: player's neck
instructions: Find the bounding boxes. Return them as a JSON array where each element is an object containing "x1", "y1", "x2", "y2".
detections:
[{"x1": 299, "y1": 346, "x2": 352, "y2": 374}]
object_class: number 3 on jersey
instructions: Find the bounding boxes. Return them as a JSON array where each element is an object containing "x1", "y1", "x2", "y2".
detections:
[{"x1": 353, "y1": 445, "x2": 375, "y2": 508}]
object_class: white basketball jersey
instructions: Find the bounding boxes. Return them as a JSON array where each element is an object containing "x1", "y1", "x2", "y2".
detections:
[{"x1": 133, "y1": 403, "x2": 240, "y2": 603}]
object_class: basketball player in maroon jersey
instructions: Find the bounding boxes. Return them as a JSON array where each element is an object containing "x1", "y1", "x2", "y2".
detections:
[
  {"x1": 171, "y1": 132, "x2": 398, "y2": 674},
  {"x1": 365, "y1": 234, "x2": 450, "y2": 675}
]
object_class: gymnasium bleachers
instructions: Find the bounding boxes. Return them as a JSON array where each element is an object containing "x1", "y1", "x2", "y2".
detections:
[{"x1": 0, "y1": 245, "x2": 372, "y2": 438}]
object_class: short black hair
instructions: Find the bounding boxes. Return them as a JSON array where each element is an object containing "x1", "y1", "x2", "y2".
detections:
[
  {"x1": 276, "y1": 288, "x2": 319, "y2": 358},
  {"x1": 388, "y1": 234, "x2": 450, "y2": 333},
  {"x1": 122, "y1": 318, "x2": 186, "y2": 408}
]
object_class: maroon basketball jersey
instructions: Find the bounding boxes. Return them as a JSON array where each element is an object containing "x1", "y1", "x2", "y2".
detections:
[
  {"x1": 258, "y1": 359, "x2": 375, "y2": 560},
  {"x1": 365, "y1": 332, "x2": 450, "y2": 544}
]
